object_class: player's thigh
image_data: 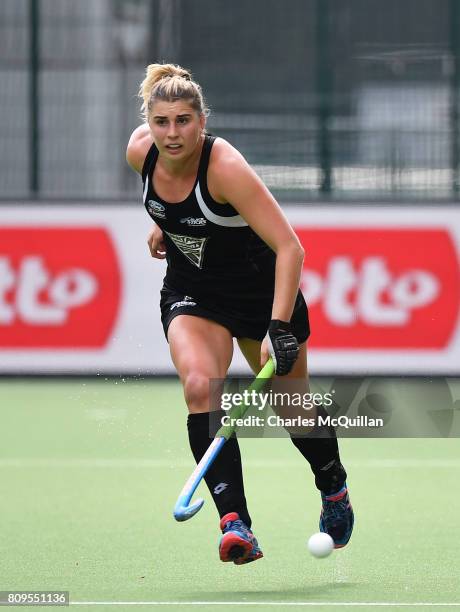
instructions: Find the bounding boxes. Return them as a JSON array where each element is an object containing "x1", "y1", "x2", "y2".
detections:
[
  {"x1": 237, "y1": 337, "x2": 309, "y2": 381},
  {"x1": 168, "y1": 315, "x2": 234, "y2": 383},
  {"x1": 236, "y1": 337, "x2": 261, "y2": 375}
]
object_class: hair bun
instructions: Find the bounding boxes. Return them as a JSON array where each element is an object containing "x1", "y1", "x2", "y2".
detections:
[
  {"x1": 171, "y1": 68, "x2": 191, "y2": 81},
  {"x1": 138, "y1": 63, "x2": 207, "y2": 121}
]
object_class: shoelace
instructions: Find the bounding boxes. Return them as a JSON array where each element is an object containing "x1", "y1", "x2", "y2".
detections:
[
  {"x1": 223, "y1": 518, "x2": 249, "y2": 535},
  {"x1": 322, "y1": 495, "x2": 349, "y2": 522}
]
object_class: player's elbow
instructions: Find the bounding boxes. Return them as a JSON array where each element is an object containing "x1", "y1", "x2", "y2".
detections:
[
  {"x1": 288, "y1": 237, "x2": 305, "y2": 263},
  {"x1": 273, "y1": 236, "x2": 304, "y2": 263},
  {"x1": 276, "y1": 238, "x2": 304, "y2": 269}
]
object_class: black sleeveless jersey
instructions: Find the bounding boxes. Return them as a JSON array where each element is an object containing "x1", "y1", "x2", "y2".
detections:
[{"x1": 141, "y1": 135, "x2": 277, "y2": 308}]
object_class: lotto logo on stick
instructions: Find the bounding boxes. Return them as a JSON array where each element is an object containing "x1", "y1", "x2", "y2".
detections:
[
  {"x1": 296, "y1": 228, "x2": 460, "y2": 349},
  {"x1": 0, "y1": 228, "x2": 121, "y2": 348}
]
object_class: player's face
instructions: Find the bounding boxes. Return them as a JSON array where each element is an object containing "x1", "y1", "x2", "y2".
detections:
[{"x1": 149, "y1": 100, "x2": 205, "y2": 161}]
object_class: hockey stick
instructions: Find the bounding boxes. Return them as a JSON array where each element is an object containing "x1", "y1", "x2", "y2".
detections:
[{"x1": 173, "y1": 357, "x2": 275, "y2": 521}]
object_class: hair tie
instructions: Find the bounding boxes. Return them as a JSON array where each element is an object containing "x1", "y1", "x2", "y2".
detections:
[{"x1": 165, "y1": 72, "x2": 190, "y2": 81}]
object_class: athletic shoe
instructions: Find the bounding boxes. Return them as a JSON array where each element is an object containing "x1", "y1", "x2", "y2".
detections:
[
  {"x1": 319, "y1": 484, "x2": 354, "y2": 548},
  {"x1": 219, "y1": 512, "x2": 263, "y2": 564}
]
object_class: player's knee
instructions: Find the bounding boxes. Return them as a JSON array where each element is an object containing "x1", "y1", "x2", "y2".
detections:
[{"x1": 183, "y1": 371, "x2": 210, "y2": 411}]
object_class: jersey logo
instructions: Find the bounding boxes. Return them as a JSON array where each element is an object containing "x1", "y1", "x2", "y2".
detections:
[
  {"x1": 170, "y1": 296, "x2": 197, "y2": 311},
  {"x1": 164, "y1": 231, "x2": 208, "y2": 268},
  {"x1": 180, "y1": 217, "x2": 207, "y2": 227},
  {"x1": 147, "y1": 200, "x2": 166, "y2": 219}
]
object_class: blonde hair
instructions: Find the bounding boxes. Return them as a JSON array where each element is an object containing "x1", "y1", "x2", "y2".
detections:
[{"x1": 138, "y1": 63, "x2": 209, "y2": 122}]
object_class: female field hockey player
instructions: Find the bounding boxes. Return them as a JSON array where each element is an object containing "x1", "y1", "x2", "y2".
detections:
[{"x1": 126, "y1": 63, "x2": 353, "y2": 564}]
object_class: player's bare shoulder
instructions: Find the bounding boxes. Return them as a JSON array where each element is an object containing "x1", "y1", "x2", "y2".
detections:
[
  {"x1": 209, "y1": 137, "x2": 247, "y2": 170},
  {"x1": 126, "y1": 124, "x2": 154, "y2": 174},
  {"x1": 208, "y1": 137, "x2": 254, "y2": 203}
]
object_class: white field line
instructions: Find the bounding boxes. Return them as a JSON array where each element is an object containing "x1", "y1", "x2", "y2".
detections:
[
  {"x1": 0, "y1": 458, "x2": 459, "y2": 469},
  {"x1": 70, "y1": 601, "x2": 460, "y2": 607}
]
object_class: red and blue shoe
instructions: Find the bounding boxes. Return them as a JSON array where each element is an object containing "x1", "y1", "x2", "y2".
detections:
[
  {"x1": 319, "y1": 484, "x2": 354, "y2": 549},
  {"x1": 219, "y1": 512, "x2": 263, "y2": 565}
]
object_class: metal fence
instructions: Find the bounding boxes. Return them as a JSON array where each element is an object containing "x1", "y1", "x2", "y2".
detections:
[{"x1": 1, "y1": 0, "x2": 459, "y2": 202}]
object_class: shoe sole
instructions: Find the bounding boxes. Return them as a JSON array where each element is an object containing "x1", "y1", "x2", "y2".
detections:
[
  {"x1": 219, "y1": 532, "x2": 263, "y2": 564},
  {"x1": 233, "y1": 550, "x2": 263, "y2": 565}
]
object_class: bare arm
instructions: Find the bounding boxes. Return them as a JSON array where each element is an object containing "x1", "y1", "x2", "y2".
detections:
[
  {"x1": 126, "y1": 125, "x2": 165, "y2": 259},
  {"x1": 209, "y1": 140, "x2": 304, "y2": 322},
  {"x1": 126, "y1": 124, "x2": 153, "y2": 174}
]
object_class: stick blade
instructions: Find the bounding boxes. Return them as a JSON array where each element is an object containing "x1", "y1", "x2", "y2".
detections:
[{"x1": 173, "y1": 497, "x2": 205, "y2": 522}]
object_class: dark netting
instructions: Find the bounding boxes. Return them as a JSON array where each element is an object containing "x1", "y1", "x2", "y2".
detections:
[{"x1": 0, "y1": 0, "x2": 458, "y2": 201}]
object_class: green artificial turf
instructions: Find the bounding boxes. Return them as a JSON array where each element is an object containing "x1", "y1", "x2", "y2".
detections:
[{"x1": 0, "y1": 379, "x2": 459, "y2": 611}]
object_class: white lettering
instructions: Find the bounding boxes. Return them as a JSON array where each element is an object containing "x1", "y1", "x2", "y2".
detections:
[
  {"x1": 0, "y1": 258, "x2": 15, "y2": 323},
  {"x1": 301, "y1": 270, "x2": 323, "y2": 305},
  {"x1": 301, "y1": 256, "x2": 440, "y2": 327},
  {"x1": 50, "y1": 269, "x2": 97, "y2": 309},
  {"x1": 0, "y1": 256, "x2": 98, "y2": 326},
  {"x1": 391, "y1": 270, "x2": 439, "y2": 309},
  {"x1": 359, "y1": 258, "x2": 407, "y2": 325},
  {"x1": 17, "y1": 257, "x2": 66, "y2": 324},
  {"x1": 324, "y1": 258, "x2": 357, "y2": 325}
]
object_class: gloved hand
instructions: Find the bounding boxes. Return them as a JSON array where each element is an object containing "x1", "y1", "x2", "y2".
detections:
[{"x1": 267, "y1": 319, "x2": 299, "y2": 376}]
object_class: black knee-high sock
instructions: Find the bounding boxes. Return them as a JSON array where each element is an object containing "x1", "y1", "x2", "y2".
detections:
[
  {"x1": 290, "y1": 405, "x2": 347, "y2": 495},
  {"x1": 187, "y1": 411, "x2": 251, "y2": 527}
]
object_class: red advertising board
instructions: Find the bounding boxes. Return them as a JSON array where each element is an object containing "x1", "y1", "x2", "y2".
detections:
[
  {"x1": 296, "y1": 228, "x2": 460, "y2": 349},
  {"x1": 1, "y1": 206, "x2": 460, "y2": 374},
  {"x1": 0, "y1": 228, "x2": 121, "y2": 348}
]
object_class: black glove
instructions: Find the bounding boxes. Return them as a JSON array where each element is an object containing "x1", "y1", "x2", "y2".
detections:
[{"x1": 267, "y1": 319, "x2": 299, "y2": 376}]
